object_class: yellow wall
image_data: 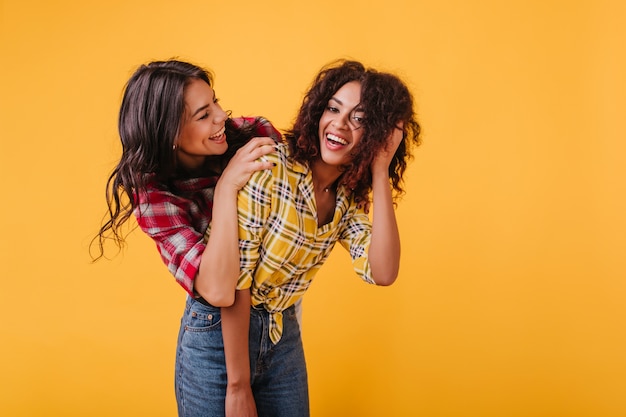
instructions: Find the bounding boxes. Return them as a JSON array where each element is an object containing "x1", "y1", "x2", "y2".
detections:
[{"x1": 1, "y1": 1, "x2": 625, "y2": 416}]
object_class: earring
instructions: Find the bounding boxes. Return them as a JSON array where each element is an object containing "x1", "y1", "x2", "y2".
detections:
[{"x1": 172, "y1": 144, "x2": 178, "y2": 150}]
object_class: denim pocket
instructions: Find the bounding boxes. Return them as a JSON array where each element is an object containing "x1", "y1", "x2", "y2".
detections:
[{"x1": 184, "y1": 300, "x2": 221, "y2": 332}]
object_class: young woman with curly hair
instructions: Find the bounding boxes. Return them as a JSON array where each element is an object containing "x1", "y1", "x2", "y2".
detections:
[{"x1": 186, "y1": 59, "x2": 421, "y2": 417}]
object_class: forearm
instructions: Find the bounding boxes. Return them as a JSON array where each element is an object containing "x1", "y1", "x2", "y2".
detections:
[
  {"x1": 195, "y1": 181, "x2": 241, "y2": 306},
  {"x1": 195, "y1": 137, "x2": 277, "y2": 306},
  {"x1": 222, "y1": 288, "x2": 252, "y2": 387},
  {"x1": 368, "y1": 170, "x2": 401, "y2": 286}
]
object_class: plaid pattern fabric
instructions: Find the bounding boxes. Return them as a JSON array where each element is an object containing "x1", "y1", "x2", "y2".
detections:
[
  {"x1": 233, "y1": 143, "x2": 374, "y2": 344},
  {"x1": 136, "y1": 177, "x2": 217, "y2": 295},
  {"x1": 134, "y1": 117, "x2": 281, "y2": 296}
]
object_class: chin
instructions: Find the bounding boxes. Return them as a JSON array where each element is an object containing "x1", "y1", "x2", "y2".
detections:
[
  {"x1": 319, "y1": 151, "x2": 346, "y2": 167},
  {"x1": 211, "y1": 144, "x2": 228, "y2": 155}
]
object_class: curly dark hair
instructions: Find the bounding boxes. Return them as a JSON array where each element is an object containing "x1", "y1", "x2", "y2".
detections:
[
  {"x1": 92, "y1": 59, "x2": 271, "y2": 260},
  {"x1": 284, "y1": 60, "x2": 421, "y2": 203}
]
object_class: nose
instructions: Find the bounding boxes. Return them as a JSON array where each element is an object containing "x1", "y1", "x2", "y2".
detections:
[
  {"x1": 214, "y1": 106, "x2": 228, "y2": 123},
  {"x1": 332, "y1": 114, "x2": 349, "y2": 130}
]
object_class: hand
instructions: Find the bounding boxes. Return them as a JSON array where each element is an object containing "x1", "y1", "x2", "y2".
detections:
[
  {"x1": 371, "y1": 122, "x2": 404, "y2": 174},
  {"x1": 226, "y1": 384, "x2": 258, "y2": 417},
  {"x1": 219, "y1": 137, "x2": 276, "y2": 191},
  {"x1": 356, "y1": 198, "x2": 372, "y2": 214}
]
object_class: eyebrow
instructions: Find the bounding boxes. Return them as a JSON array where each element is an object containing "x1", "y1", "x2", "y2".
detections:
[
  {"x1": 190, "y1": 89, "x2": 216, "y2": 117},
  {"x1": 329, "y1": 96, "x2": 343, "y2": 106},
  {"x1": 329, "y1": 96, "x2": 362, "y2": 111},
  {"x1": 191, "y1": 104, "x2": 210, "y2": 118}
]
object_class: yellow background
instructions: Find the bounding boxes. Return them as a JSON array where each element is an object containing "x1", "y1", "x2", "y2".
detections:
[{"x1": 1, "y1": 0, "x2": 625, "y2": 416}]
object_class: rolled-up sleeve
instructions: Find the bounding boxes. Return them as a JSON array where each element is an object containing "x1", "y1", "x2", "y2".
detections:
[{"x1": 339, "y1": 208, "x2": 375, "y2": 284}]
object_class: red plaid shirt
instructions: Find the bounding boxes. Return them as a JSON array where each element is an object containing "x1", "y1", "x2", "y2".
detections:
[{"x1": 134, "y1": 117, "x2": 281, "y2": 295}]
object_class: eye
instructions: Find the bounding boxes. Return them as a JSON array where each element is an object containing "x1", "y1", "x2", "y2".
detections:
[
  {"x1": 350, "y1": 110, "x2": 365, "y2": 129},
  {"x1": 198, "y1": 111, "x2": 209, "y2": 120},
  {"x1": 214, "y1": 97, "x2": 220, "y2": 104},
  {"x1": 326, "y1": 106, "x2": 339, "y2": 113}
]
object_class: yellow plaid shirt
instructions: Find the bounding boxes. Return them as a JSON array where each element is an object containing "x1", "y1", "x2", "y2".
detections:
[{"x1": 236, "y1": 143, "x2": 375, "y2": 344}]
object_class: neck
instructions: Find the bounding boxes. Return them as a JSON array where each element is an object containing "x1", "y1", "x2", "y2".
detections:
[
  {"x1": 176, "y1": 151, "x2": 206, "y2": 173},
  {"x1": 311, "y1": 159, "x2": 341, "y2": 193}
]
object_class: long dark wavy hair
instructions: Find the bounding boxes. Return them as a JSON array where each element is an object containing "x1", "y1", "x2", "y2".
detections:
[
  {"x1": 284, "y1": 60, "x2": 421, "y2": 203},
  {"x1": 92, "y1": 59, "x2": 269, "y2": 260}
]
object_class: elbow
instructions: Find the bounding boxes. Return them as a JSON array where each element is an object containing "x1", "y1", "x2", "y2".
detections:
[
  {"x1": 194, "y1": 265, "x2": 239, "y2": 307},
  {"x1": 194, "y1": 284, "x2": 236, "y2": 307},
  {"x1": 204, "y1": 291, "x2": 235, "y2": 307},
  {"x1": 372, "y1": 270, "x2": 399, "y2": 287},
  {"x1": 373, "y1": 275, "x2": 398, "y2": 286},
  {"x1": 370, "y1": 260, "x2": 400, "y2": 286}
]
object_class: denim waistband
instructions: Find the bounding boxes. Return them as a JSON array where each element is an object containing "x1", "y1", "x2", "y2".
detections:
[{"x1": 193, "y1": 296, "x2": 295, "y2": 318}]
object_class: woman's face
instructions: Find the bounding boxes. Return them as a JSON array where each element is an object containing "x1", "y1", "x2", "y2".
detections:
[
  {"x1": 317, "y1": 80, "x2": 365, "y2": 167},
  {"x1": 175, "y1": 78, "x2": 228, "y2": 169}
]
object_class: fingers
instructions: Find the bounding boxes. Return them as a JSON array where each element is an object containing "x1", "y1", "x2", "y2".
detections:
[
  {"x1": 392, "y1": 129, "x2": 403, "y2": 148},
  {"x1": 244, "y1": 136, "x2": 276, "y2": 150},
  {"x1": 234, "y1": 137, "x2": 277, "y2": 163},
  {"x1": 255, "y1": 159, "x2": 276, "y2": 171},
  {"x1": 219, "y1": 137, "x2": 279, "y2": 191},
  {"x1": 372, "y1": 124, "x2": 404, "y2": 171},
  {"x1": 356, "y1": 199, "x2": 371, "y2": 214},
  {"x1": 380, "y1": 130, "x2": 401, "y2": 156},
  {"x1": 251, "y1": 156, "x2": 276, "y2": 169},
  {"x1": 230, "y1": 153, "x2": 275, "y2": 176},
  {"x1": 250, "y1": 143, "x2": 276, "y2": 160},
  {"x1": 229, "y1": 137, "x2": 277, "y2": 177},
  {"x1": 387, "y1": 124, "x2": 404, "y2": 151}
]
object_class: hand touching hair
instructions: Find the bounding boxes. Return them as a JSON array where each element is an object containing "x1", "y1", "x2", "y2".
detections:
[{"x1": 284, "y1": 59, "x2": 421, "y2": 204}]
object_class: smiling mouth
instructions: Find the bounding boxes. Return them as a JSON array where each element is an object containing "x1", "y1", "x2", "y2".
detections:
[
  {"x1": 326, "y1": 133, "x2": 348, "y2": 146},
  {"x1": 209, "y1": 127, "x2": 226, "y2": 140}
]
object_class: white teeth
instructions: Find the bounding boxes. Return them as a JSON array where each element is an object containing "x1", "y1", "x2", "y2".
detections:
[
  {"x1": 327, "y1": 133, "x2": 347, "y2": 145},
  {"x1": 209, "y1": 127, "x2": 225, "y2": 139}
]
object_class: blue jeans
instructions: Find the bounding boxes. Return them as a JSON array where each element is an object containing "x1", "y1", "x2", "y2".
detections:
[{"x1": 175, "y1": 296, "x2": 309, "y2": 417}]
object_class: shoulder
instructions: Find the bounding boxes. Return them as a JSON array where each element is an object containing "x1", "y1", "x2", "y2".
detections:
[
  {"x1": 261, "y1": 143, "x2": 306, "y2": 179},
  {"x1": 243, "y1": 143, "x2": 289, "y2": 192},
  {"x1": 230, "y1": 116, "x2": 282, "y2": 142},
  {"x1": 136, "y1": 175, "x2": 170, "y2": 205}
]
